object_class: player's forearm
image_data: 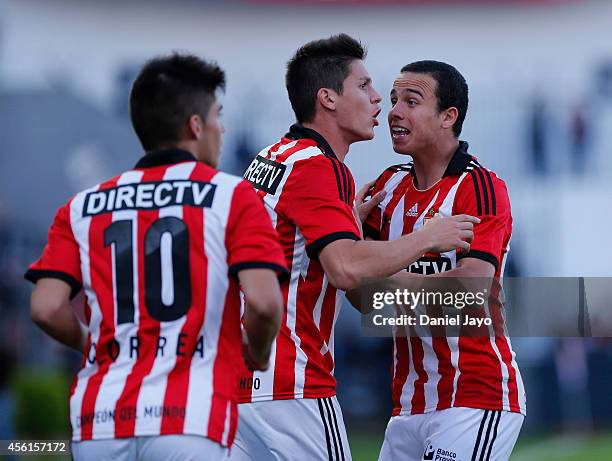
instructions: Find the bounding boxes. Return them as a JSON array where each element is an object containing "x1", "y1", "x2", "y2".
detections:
[
  {"x1": 332, "y1": 232, "x2": 430, "y2": 290},
  {"x1": 30, "y1": 301, "x2": 87, "y2": 352},
  {"x1": 243, "y1": 303, "x2": 281, "y2": 365},
  {"x1": 390, "y1": 266, "x2": 493, "y2": 299}
]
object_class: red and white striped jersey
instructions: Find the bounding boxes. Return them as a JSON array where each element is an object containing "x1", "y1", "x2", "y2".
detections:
[
  {"x1": 238, "y1": 124, "x2": 361, "y2": 403},
  {"x1": 25, "y1": 149, "x2": 287, "y2": 444},
  {"x1": 364, "y1": 142, "x2": 526, "y2": 417}
]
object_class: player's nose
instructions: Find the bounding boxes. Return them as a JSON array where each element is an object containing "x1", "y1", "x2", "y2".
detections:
[
  {"x1": 371, "y1": 86, "x2": 382, "y2": 105},
  {"x1": 388, "y1": 103, "x2": 403, "y2": 120}
]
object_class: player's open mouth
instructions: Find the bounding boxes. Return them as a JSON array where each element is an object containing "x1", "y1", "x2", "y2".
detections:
[{"x1": 391, "y1": 126, "x2": 410, "y2": 139}]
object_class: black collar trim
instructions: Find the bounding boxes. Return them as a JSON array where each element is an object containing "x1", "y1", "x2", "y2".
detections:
[
  {"x1": 135, "y1": 149, "x2": 196, "y2": 169},
  {"x1": 285, "y1": 124, "x2": 339, "y2": 161},
  {"x1": 442, "y1": 141, "x2": 473, "y2": 177}
]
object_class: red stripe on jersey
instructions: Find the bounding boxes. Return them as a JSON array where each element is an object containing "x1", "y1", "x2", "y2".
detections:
[
  {"x1": 409, "y1": 336, "x2": 427, "y2": 414},
  {"x1": 267, "y1": 140, "x2": 283, "y2": 156},
  {"x1": 207, "y1": 277, "x2": 241, "y2": 441},
  {"x1": 391, "y1": 335, "x2": 410, "y2": 416},
  {"x1": 227, "y1": 400, "x2": 239, "y2": 446},
  {"x1": 490, "y1": 279, "x2": 521, "y2": 412},
  {"x1": 272, "y1": 321, "x2": 297, "y2": 397},
  {"x1": 454, "y1": 337, "x2": 503, "y2": 409},
  {"x1": 159, "y1": 166, "x2": 213, "y2": 434},
  {"x1": 433, "y1": 336, "x2": 454, "y2": 410},
  {"x1": 271, "y1": 202, "x2": 298, "y2": 398},
  {"x1": 276, "y1": 139, "x2": 315, "y2": 163},
  {"x1": 493, "y1": 247, "x2": 521, "y2": 412},
  {"x1": 381, "y1": 177, "x2": 410, "y2": 240},
  {"x1": 80, "y1": 177, "x2": 120, "y2": 440},
  {"x1": 114, "y1": 167, "x2": 166, "y2": 438},
  {"x1": 495, "y1": 336, "x2": 520, "y2": 411},
  {"x1": 316, "y1": 278, "x2": 337, "y2": 355},
  {"x1": 300, "y1": 264, "x2": 335, "y2": 395}
]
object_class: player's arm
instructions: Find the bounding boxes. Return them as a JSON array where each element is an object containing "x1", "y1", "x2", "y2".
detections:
[
  {"x1": 30, "y1": 278, "x2": 87, "y2": 352},
  {"x1": 319, "y1": 213, "x2": 478, "y2": 292},
  {"x1": 238, "y1": 269, "x2": 283, "y2": 371},
  {"x1": 286, "y1": 157, "x2": 478, "y2": 292},
  {"x1": 25, "y1": 200, "x2": 86, "y2": 351},
  {"x1": 347, "y1": 257, "x2": 494, "y2": 314}
]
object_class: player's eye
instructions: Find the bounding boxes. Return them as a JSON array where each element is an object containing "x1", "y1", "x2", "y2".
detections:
[{"x1": 390, "y1": 98, "x2": 397, "y2": 105}]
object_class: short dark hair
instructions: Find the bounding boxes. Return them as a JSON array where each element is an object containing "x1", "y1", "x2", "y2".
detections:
[
  {"x1": 400, "y1": 60, "x2": 468, "y2": 137},
  {"x1": 286, "y1": 33, "x2": 366, "y2": 123},
  {"x1": 129, "y1": 53, "x2": 225, "y2": 151}
]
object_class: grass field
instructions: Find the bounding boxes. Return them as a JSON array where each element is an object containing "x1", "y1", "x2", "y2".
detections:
[{"x1": 349, "y1": 432, "x2": 612, "y2": 461}]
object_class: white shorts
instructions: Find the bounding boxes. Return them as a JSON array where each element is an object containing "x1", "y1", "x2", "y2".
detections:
[
  {"x1": 72, "y1": 434, "x2": 228, "y2": 461},
  {"x1": 230, "y1": 397, "x2": 351, "y2": 461},
  {"x1": 378, "y1": 408, "x2": 524, "y2": 461}
]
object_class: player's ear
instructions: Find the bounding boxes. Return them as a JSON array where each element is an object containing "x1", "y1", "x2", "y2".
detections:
[
  {"x1": 186, "y1": 114, "x2": 204, "y2": 139},
  {"x1": 441, "y1": 107, "x2": 458, "y2": 130},
  {"x1": 317, "y1": 87, "x2": 337, "y2": 112}
]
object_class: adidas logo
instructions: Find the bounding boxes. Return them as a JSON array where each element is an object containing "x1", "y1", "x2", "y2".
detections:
[{"x1": 406, "y1": 203, "x2": 419, "y2": 217}]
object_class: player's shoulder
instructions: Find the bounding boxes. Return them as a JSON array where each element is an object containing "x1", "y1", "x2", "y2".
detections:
[
  {"x1": 373, "y1": 161, "x2": 413, "y2": 192},
  {"x1": 458, "y1": 157, "x2": 511, "y2": 215},
  {"x1": 382, "y1": 162, "x2": 413, "y2": 179},
  {"x1": 466, "y1": 157, "x2": 508, "y2": 192},
  {"x1": 258, "y1": 137, "x2": 324, "y2": 165}
]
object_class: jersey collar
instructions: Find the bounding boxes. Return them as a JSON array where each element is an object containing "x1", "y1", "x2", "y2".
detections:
[
  {"x1": 285, "y1": 124, "x2": 339, "y2": 160},
  {"x1": 442, "y1": 141, "x2": 473, "y2": 177},
  {"x1": 134, "y1": 149, "x2": 196, "y2": 169}
]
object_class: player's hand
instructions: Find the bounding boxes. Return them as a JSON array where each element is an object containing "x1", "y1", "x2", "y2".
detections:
[
  {"x1": 420, "y1": 214, "x2": 480, "y2": 253},
  {"x1": 355, "y1": 180, "x2": 386, "y2": 223},
  {"x1": 241, "y1": 329, "x2": 270, "y2": 372}
]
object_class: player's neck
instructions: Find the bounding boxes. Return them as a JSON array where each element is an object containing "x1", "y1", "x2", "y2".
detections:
[
  {"x1": 172, "y1": 140, "x2": 214, "y2": 167},
  {"x1": 411, "y1": 138, "x2": 459, "y2": 190},
  {"x1": 302, "y1": 122, "x2": 350, "y2": 162}
]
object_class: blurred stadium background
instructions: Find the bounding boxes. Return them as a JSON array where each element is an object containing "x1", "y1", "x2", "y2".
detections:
[{"x1": 1, "y1": 0, "x2": 612, "y2": 459}]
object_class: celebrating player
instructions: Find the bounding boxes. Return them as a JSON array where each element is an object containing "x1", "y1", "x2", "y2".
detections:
[
  {"x1": 232, "y1": 35, "x2": 479, "y2": 461},
  {"x1": 25, "y1": 54, "x2": 286, "y2": 461},
  {"x1": 363, "y1": 61, "x2": 526, "y2": 461}
]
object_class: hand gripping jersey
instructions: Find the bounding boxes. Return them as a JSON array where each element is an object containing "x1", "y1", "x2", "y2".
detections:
[
  {"x1": 25, "y1": 149, "x2": 287, "y2": 444},
  {"x1": 364, "y1": 142, "x2": 526, "y2": 417},
  {"x1": 239, "y1": 124, "x2": 362, "y2": 403}
]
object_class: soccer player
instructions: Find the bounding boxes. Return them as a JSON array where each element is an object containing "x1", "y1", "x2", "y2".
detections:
[
  {"x1": 25, "y1": 54, "x2": 287, "y2": 461},
  {"x1": 232, "y1": 35, "x2": 479, "y2": 461},
  {"x1": 363, "y1": 61, "x2": 526, "y2": 461}
]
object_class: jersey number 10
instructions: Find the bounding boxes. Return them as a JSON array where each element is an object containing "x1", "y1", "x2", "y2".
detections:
[{"x1": 104, "y1": 217, "x2": 191, "y2": 324}]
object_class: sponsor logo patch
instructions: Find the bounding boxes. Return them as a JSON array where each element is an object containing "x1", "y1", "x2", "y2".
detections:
[
  {"x1": 407, "y1": 256, "x2": 452, "y2": 275},
  {"x1": 244, "y1": 155, "x2": 286, "y2": 194},
  {"x1": 406, "y1": 203, "x2": 419, "y2": 217},
  {"x1": 83, "y1": 181, "x2": 216, "y2": 216},
  {"x1": 423, "y1": 444, "x2": 435, "y2": 460}
]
